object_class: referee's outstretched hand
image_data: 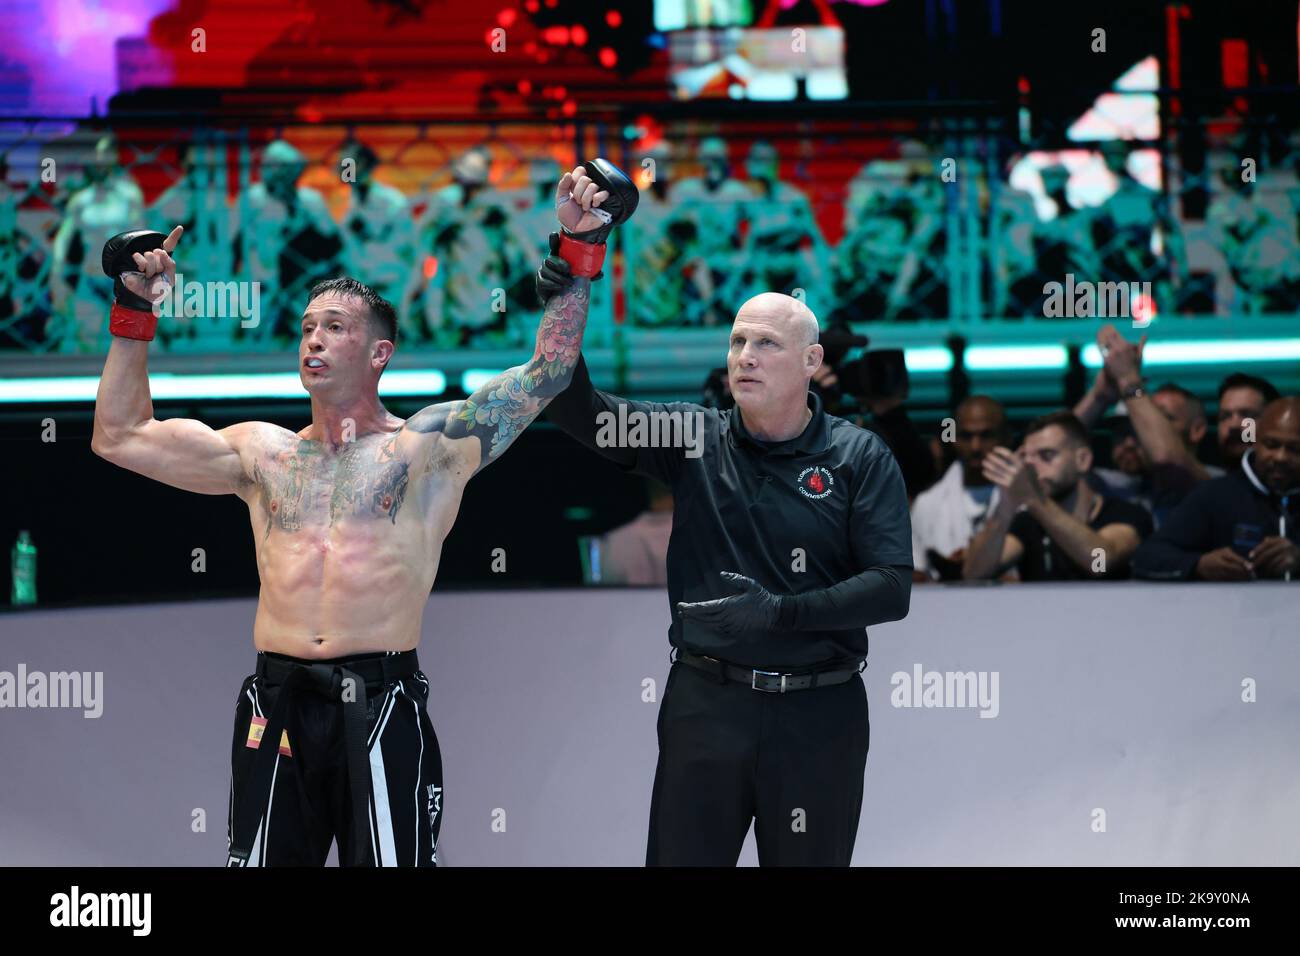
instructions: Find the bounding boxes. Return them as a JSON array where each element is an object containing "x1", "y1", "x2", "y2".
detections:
[
  {"x1": 676, "y1": 572, "x2": 782, "y2": 634},
  {"x1": 535, "y1": 232, "x2": 577, "y2": 302}
]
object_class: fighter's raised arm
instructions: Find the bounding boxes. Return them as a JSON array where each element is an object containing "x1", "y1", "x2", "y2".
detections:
[
  {"x1": 401, "y1": 160, "x2": 638, "y2": 478},
  {"x1": 91, "y1": 225, "x2": 273, "y2": 496}
]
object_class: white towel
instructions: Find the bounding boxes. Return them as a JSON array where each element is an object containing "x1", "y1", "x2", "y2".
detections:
[{"x1": 910, "y1": 461, "x2": 1002, "y2": 577}]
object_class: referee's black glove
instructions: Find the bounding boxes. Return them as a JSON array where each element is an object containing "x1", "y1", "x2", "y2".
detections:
[
  {"x1": 676, "y1": 572, "x2": 784, "y2": 634},
  {"x1": 536, "y1": 232, "x2": 592, "y2": 304}
]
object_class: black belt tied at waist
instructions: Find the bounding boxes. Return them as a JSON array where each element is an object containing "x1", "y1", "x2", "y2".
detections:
[
  {"x1": 675, "y1": 649, "x2": 864, "y2": 693},
  {"x1": 229, "y1": 649, "x2": 419, "y2": 867}
]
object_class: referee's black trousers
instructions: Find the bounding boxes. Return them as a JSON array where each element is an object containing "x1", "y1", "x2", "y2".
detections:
[{"x1": 646, "y1": 659, "x2": 870, "y2": 866}]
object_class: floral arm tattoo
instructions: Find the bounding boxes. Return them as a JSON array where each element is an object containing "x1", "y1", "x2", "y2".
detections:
[{"x1": 404, "y1": 277, "x2": 591, "y2": 472}]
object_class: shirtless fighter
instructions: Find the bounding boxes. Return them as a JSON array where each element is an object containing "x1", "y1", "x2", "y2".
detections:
[{"x1": 91, "y1": 161, "x2": 638, "y2": 866}]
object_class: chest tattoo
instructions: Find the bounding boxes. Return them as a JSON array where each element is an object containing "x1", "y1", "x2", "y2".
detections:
[{"x1": 253, "y1": 436, "x2": 412, "y2": 538}]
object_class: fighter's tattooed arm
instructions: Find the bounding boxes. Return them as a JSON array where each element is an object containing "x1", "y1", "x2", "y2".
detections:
[{"x1": 403, "y1": 277, "x2": 592, "y2": 477}]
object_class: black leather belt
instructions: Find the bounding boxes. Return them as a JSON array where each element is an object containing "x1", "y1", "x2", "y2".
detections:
[
  {"x1": 676, "y1": 649, "x2": 863, "y2": 693},
  {"x1": 229, "y1": 649, "x2": 419, "y2": 867}
]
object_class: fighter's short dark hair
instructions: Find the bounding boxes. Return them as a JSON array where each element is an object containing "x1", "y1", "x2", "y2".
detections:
[{"x1": 307, "y1": 277, "x2": 398, "y2": 348}]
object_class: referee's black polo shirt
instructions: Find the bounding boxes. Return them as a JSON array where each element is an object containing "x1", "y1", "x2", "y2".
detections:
[{"x1": 546, "y1": 357, "x2": 914, "y2": 669}]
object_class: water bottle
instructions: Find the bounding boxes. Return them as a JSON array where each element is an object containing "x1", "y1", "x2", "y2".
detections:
[
  {"x1": 11, "y1": 530, "x2": 36, "y2": 605},
  {"x1": 577, "y1": 535, "x2": 602, "y2": 584}
]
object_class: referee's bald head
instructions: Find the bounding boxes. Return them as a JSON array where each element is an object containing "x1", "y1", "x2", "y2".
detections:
[
  {"x1": 727, "y1": 292, "x2": 825, "y2": 420},
  {"x1": 734, "y1": 292, "x2": 820, "y2": 348}
]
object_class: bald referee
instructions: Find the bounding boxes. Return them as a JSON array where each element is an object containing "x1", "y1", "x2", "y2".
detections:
[{"x1": 538, "y1": 255, "x2": 913, "y2": 864}]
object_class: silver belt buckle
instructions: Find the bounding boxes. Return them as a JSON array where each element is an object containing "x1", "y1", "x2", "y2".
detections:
[{"x1": 751, "y1": 669, "x2": 787, "y2": 693}]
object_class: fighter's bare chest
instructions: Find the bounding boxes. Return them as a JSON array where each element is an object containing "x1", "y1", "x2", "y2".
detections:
[{"x1": 249, "y1": 435, "x2": 425, "y2": 534}]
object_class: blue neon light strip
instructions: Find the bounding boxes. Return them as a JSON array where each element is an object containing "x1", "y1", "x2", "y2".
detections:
[{"x1": 0, "y1": 369, "x2": 447, "y2": 403}]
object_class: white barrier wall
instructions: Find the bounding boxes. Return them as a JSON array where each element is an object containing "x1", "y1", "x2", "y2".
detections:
[{"x1": 0, "y1": 583, "x2": 1296, "y2": 866}]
